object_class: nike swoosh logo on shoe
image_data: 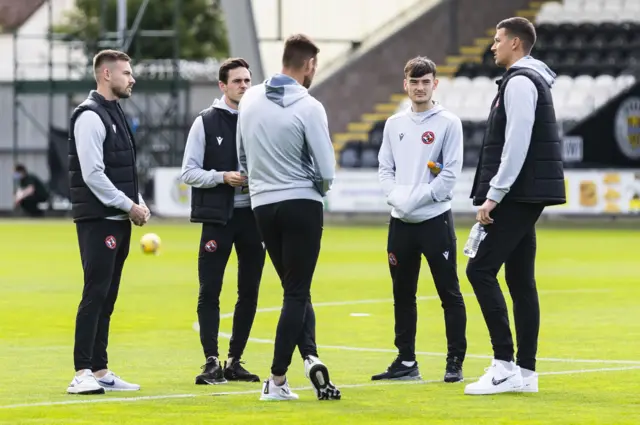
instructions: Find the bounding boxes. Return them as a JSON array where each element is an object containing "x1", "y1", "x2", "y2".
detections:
[
  {"x1": 491, "y1": 375, "x2": 514, "y2": 386},
  {"x1": 100, "y1": 380, "x2": 115, "y2": 386}
]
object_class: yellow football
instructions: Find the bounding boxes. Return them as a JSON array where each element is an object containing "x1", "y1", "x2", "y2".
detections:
[{"x1": 140, "y1": 233, "x2": 161, "y2": 255}]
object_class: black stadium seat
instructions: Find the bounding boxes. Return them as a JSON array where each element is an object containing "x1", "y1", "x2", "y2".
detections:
[
  {"x1": 368, "y1": 120, "x2": 386, "y2": 146},
  {"x1": 360, "y1": 146, "x2": 379, "y2": 168},
  {"x1": 339, "y1": 141, "x2": 364, "y2": 168},
  {"x1": 459, "y1": 20, "x2": 640, "y2": 79}
]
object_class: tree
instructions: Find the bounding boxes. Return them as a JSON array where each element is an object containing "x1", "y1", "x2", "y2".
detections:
[{"x1": 53, "y1": 0, "x2": 229, "y2": 61}]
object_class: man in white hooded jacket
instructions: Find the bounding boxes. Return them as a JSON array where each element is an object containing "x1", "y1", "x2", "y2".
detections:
[{"x1": 374, "y1": 56, "x2": 468, "y2": 384}]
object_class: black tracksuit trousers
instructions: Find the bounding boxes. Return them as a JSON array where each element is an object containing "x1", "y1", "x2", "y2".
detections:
[
  {"x1": 387, "y1": 210, "x2": 467, "y2": 363},
  {"x1": 466, "y1": 201, "x2": 544, "y2": 372},
  {"x1": 253, "y1": 199, "x2": 323, "y2": 376},
  {"x1": 197, "y1": 207, "x2": 266, "y2": 360},
  {"x1": 74, "y1": 219, "x2": 131, "y2": 372}
]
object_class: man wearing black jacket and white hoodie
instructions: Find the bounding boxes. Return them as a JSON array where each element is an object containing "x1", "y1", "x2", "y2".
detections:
[
  {"x1": 237, "y1": 34, "x2": 340, "y2": 402},
  {"x1": 465, "y1": 17, "x2": 565, "y2": 396},
  {"x1": 181, "y1": 58, "x2": 265, "y2": 386},
  {"x1": 375, "y1": 56, "x2": 467, "y2": 384}
]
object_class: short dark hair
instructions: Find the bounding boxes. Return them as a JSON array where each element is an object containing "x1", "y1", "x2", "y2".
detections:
[
  {"x1": 282, "y1": 34, "x2": 320, "y2": 69},
  {"x1": 14, "y1": 164, "x2": 26, "y2": 173},
  {"x1": 93, "y1": 49, "x2": 131, "y2": 74},
  {"x1": 404, "y1": 56, "x2": 437, "y2": 78},
  {"x1": 497, "y1": 17, "x2": 537, "y2": 53},
  {"x1": 218, "y1": 57, "x2": 250, "y2": 84}
]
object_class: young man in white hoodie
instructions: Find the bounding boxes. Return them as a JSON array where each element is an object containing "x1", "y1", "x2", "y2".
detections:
[
  {"x1": 465, "y1": 17, "x2": 565, "y2": 395},
  {"x1": 374, "y1": 57, "x2": 468, "y2": 384},
  {"x1": 237, "y1": 34, "x2": 340, "y2": 402},
  {"x1": 181, "y1": 58, "x2": 265, "y2": 386}
]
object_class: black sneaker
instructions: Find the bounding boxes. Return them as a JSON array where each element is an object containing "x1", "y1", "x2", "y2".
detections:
[
  {"x1": 444, "y1": 357, "x2": 464, "y2": 383},
  {"x1": 223, "y1": 359, "x2": 260, "y2": 382},
  {"x1": 371, "y1": 357, "x2": 421, "y2": 381},
  {"x1": 195, "y1": 356, "x2": 227, "y2": 385}
]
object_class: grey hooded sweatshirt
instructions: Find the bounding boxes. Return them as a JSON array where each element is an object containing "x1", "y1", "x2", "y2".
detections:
[{"x1": 236, "y1": 74, "x2": 336, "y2": 209}]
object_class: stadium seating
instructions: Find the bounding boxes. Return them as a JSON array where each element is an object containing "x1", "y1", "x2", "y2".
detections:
[
  {"x1": 339, "y1": 72, "x2": 637, "y2": 168},
  {"x1": 458, "y1": 21, "x2": 640, "y2": 79},
  {"x1": 337, "y1": 0, "x2": 640, "y2": 169},
  {"x1": 536, "y1": 0, "x2": 640, "y2": 24},
  {"x1": 402, "y1": 74, "x2": 637, "y2": 121}
]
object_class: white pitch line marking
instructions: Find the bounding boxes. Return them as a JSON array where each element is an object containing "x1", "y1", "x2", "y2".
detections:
[
  {"x1": 2, "y1": 366, "x2": 639, "y2": 410},
  {"x1": 195, "y1": 289, "x2": 640, "y2": 365},
  {"x1": 214, "y1": 289, "x2": 610, "y2": 321},
  {"x1": 216, "y1": 332, "x2": 640, "y2": 365}
]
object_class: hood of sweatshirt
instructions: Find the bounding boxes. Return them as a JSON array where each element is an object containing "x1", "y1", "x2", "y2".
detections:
[
  {"x1": 264, "y1": 74, "x2": 309, "y2": 107},
  {"x1": 510, "y1": 56, "x2": 556, "y2": 87},
  {"x1": 211, "y1": 96, "x2": 239, "y2": 114},
  {"x1": 408, "y1": 103, "x2": 446, "y2": 125}
]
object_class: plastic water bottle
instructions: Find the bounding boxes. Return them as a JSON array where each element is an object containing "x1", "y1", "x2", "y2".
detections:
[{"x1": 463, "y1": 223, "x2": 488, "y2": 258}]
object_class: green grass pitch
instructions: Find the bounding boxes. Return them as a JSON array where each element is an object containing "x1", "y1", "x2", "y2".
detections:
[{"x1": 0, "y1": 219, "x2": 639, "y2": 424}]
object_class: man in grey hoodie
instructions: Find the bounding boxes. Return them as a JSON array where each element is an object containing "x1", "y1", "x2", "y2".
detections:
[
  {"x1": 465, "y1": 17, "x2": 566, "y2": 396},
  {"x1": 236, "y1": 34, "x2": 340, "y2": 402},
  {"x1": 374, "y1": 57, "x2": 467, "y2": 385}
]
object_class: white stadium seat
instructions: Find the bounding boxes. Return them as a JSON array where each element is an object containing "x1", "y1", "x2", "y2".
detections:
[
  {"x1": 536, "y1": 0, "x2": 640, "y2": 23},
  {"x1": 393, "y1": 74, "x2": 636, "y2": 122},
  {"x1": 625, "y1": 0, "x2": 640, "y2": 12}
]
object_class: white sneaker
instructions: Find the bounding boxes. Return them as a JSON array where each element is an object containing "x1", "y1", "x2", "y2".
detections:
[
  {"x1": 260, "y1": 377, "x2": 299, "y2": 401},
  {"x1": 304, "y1": 356, "x2": 341, "y2": 400},
  {"x1": 464, "y1": 360, "x2": 524, "y2": 395},
  {"x1": 519, "y1": 371, "x2": 539, "y2": 393},
  {"x1": 96, "y1": 371, "x2": 141, "y2": 392},
  {"x1": 67, "y1": 370, "x2": 105, "y2": 395}
]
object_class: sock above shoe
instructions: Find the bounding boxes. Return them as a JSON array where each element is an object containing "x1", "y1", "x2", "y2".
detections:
[{"x1": 496, "y1": 360, "x2": 515, "y2": 371}]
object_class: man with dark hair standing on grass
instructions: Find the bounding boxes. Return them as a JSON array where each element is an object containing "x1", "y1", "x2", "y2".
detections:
[
  {"x1": 181, "y1": 57, "x2": 265, "y2": 386},
  {"x1": 374, "y1": 56, "x2": 467, "y2": 384},
  {"x1": 464, "y1": 17, "x2": 565, "y2": 396},
  {"x1": 67, "y1": 49, "x2": 149, "y2": 395},
  {"x1": 237, "y1": 34, "x2": 341, "y2": 402}
]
